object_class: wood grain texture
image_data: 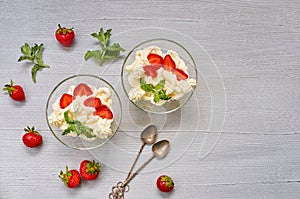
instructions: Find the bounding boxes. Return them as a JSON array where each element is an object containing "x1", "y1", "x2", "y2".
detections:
[{"x1": 0, "y1": 0, "x2": 299, "y2": 198}]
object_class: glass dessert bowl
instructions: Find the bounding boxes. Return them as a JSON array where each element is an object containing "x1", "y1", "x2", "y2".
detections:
[
  {"x1": 46, "y1": 74, "x2": 122, "y2": 150},
  {"x1": 121, "y1": 39, "x2": 197, "y2": 114}
]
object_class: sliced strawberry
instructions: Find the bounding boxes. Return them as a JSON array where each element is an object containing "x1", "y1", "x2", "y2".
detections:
[
  {"x1": 84, "y1": 97, "x2": 102, "y2": 109},
  {"x1": 147, "y1": 53, "x2": 163, "y2": 65},
  {"x1": 59, "y1": 93, "x2": 74, "y2": 109},
  {"x1": 173, "y1": 68, "x2": 188, "y2": 81},
  {"x1": 73, "y1": 83, "x2": 93, "y2": 97},
  {"x1": 94, "y1": 105, "x2": 113, "y2": 119},
  {"x1": 163, "y1": 54, "x2": 176, "y2": 71},
  {"x1": 143, "y1": 65, "x2": 161, "y2": 78}
]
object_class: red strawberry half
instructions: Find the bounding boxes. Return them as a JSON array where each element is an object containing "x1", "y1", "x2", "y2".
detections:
[
  {"x1": 147, "y1": 53, "x2": 163, "y2": 65},
  {"x1": 173, "y1": 68, "x2": 188, "y2": 81},
  {"x1": 84, "y1": 97, "x2": 102, "y2": 109},
  {"x1": 143, "y1": 65, "x2": 162, "y2": 78},
  {"x1": 79, "y1": 160, "x2": 101, "y2": 181},
  {"x1": 163, "y1": 54, "x2": 176, "y2": 71},
  {"x1": 94, "y1": 105, "x2": 113, "y2": 119},
  {"x1": 59, "y1": 93, "x2": 74, "y2": 109},
  {"x1": 145, "y1": 52, "x2": 189, "y2": 81},
  {"x1": 59, "y1": 166, "x2": 81, "y2": 188},
  {"x1": 73, "y1": 83, "x2": 93, "y2": 97}
]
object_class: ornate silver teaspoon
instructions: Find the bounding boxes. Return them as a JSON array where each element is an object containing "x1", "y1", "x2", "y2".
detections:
[
  {"x1": 125, "y1": 125, "x2": 157, "y2": 181},
  {"x1": 108, "y1": 139, "x2": 170, "y2": 199},
  {"x1": 123, "y1": 139, "x2": 170, "y2": 186}
]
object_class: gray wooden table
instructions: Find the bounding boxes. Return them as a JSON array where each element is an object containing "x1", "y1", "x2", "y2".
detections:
[{"x1": 1, "y1": 0, "x2": 299, "y2": 198}]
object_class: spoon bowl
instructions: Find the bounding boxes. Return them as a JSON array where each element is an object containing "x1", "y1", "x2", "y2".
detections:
[
  {"x1": 152, "y1": 140, "x2": 170, "y2": 159},
  {"x1": 125, "y1": 125, "x2": 158, "y2": 182},
  {"x1": 141, "y1": 125, "x2": 157, "y2": 144}
]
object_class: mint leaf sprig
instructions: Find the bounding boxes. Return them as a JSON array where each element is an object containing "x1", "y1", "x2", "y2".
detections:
[
  {"x1": 62, "y1": 111, "x2": 96, "y2": 139},
  {"x1": 140, "y1": 79, "x2": 171, "y2": 103},
  {"x1": 84, "y1": 28, "x2": 125, "y2": 65},
  {"x1": 18, "y1": 43, "x2": 50, "y2": 83}
]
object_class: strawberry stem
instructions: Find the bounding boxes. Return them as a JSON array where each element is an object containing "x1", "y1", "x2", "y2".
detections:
[
  {"x1": 86, "y1": 160, "x2": 100, "y2": 174},
  {"x1": 24, "y1": 126, "x2": 40, "y2": 134},
  {"x1": 3, "y1": 80, "x2": 15, "y2": 95}
]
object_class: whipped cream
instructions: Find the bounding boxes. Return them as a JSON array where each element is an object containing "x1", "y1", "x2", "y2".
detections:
[
  {"x1": 48, "y1": 85, "x2": 113, "y2": 140},
  {"x1": 125, "y1": 46, "x2": 196, "y2": 105}
]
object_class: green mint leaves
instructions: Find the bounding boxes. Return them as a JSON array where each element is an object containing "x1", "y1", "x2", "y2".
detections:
[
  {"x1": 84, "y1": 28, "x2": 125, "y2": 65},
  {"x1": 18, "y1": 43, "x2": 50, "y2": 83},
  {"x1": 140, "y1": 79, "x2": 171, "y2": 103},
  {"x1": 62, "y1": 111, "x2": 96, "y2": 139}
]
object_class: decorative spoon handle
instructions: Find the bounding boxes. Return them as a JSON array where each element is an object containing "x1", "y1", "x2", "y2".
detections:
[
  {"x1": 109, "y1": 138, "x2": 169, "y2": 199},
  {"x1": 108, "y1": 155, "x2": 155, "y2": 199},
  {"x1": 123, "y1": 155, "x2": 155, "y2": 186},
  {"x1": 108, "y1": 182, "x2": 129, "y2": 199},
  {"x1": 125, "y1": 143, "x2": 146, "y2": 181}
]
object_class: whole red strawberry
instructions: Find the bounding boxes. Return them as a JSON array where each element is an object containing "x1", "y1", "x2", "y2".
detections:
[
  {"x1": 3, "y1": 80, "x2": 25, "y2": 101},
  {"x1": 79, "y1": 160, "x2": 101, "y2": 181},
  {"x1": 55, "y1": 24, "x2": 75, "y2": 47},
  {"x1": 22, "y1": 126, "x2": 43, "y2": 148},
  {"x1": 156, "y1": 175, "x2": 174, "y2": 192},
  {"x1": 59, "y1": 166, "x2": 81, "y2": 188}
]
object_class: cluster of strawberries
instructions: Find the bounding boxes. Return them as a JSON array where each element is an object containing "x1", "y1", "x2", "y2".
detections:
[
  {"x1": 144, "y1": 53, "x2": 188, "y2": 80},
  {"x1": 59, "y1": 160, "x2": 101, "y2": 188},
  {"x1": 59, "y1": 83, "x2": 113, "y2": 119}
]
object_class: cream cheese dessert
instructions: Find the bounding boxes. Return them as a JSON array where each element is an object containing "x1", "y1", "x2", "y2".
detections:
[
  {"x1": 48, "y1": 83, "x2": 114, "y2": 140},
  {"x1": 125, "y1": 46, "x2": 196, "y2": 106}
]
